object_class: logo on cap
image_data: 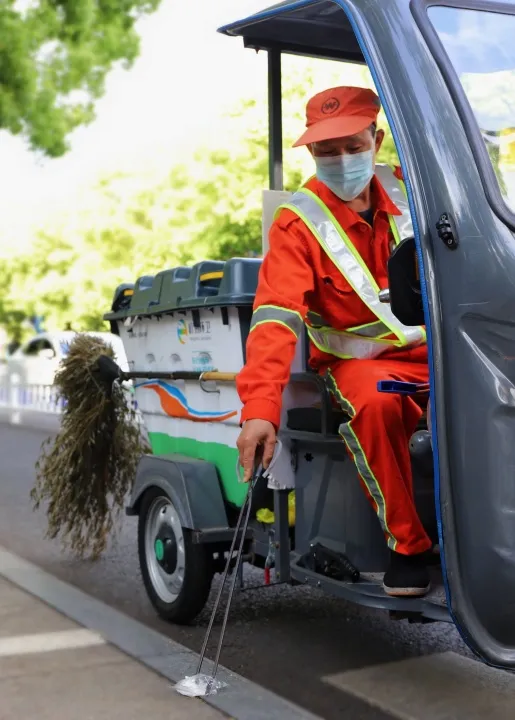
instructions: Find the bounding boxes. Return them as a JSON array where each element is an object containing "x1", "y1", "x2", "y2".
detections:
[{"x1": 321, "y1": 97, "x2": 340, "y2": 115}]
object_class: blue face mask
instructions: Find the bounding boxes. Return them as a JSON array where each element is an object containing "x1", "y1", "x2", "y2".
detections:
[{"x1": 314, "y1": 149, "x2": 375, "y2": 201}]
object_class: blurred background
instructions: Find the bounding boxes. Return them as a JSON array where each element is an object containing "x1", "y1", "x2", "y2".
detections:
[{"x1": 0, "y1": 0, "x2": 398, "y2": 353}]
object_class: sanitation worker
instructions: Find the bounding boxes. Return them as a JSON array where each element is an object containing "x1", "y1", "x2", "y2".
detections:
[{"x1": 236, "y1": 86, "x2": 432, "y2": 597}]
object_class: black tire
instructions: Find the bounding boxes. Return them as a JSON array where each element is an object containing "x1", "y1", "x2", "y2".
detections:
[{"x1": 138, "y1": 487, "x2": 213, "y2": 624}]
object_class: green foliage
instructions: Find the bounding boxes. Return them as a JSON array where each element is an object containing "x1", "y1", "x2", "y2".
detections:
[
  {"x1": 1, "y1": 56, "x2": 402, "y2": 332},
  {"x1": 0, "y1": 0, "x2": 162, "y2": 157}
]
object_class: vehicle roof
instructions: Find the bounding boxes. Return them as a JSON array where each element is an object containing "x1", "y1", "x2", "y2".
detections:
[
  {"x1": 218, "y1": 0, "x2": 364, "y2": 64},
  {"x1": 23, "y1": 331, "x2": 126, "y2": 355},
  {"x1": 27, "y1": 331, "x2": 121, "y2": 342}
]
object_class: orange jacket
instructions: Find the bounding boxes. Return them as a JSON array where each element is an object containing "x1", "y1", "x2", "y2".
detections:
[{"x1": 236, "y1": 172, "x2": 427, "y2": 429}]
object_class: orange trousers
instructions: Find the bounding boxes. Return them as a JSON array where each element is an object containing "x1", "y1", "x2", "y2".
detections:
[{"x1": 322, "y1": 353, "x2": 432, "y2": 556}]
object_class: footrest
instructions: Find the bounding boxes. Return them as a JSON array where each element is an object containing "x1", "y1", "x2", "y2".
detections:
[
  {"x1": 377, "y1": 380, "x2": 430, "y2": 396},
  {"x1": 297, "y1": 542, "x2": 360, "y2": 582}
]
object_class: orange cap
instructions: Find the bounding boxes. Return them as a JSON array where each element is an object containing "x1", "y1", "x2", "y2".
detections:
[{"x1": 293, "y1": 86, "x2": 381, "y2": 148}]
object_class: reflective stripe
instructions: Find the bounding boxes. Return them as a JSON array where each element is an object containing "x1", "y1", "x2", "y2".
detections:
[
  {"x1": 308, "y1": 316, "x2": 390, "y2": 339},
  {"x1": 326, "y1": 369, "x2": 397, "y2": 550},
  {"x1": 375, "y1": 164, "x2": 413, "y2": 241},
  {"x1": 276, "y1": 167, "x2": 412, "y2": 243},
  {"x1": 279, "y1": 189, "x2": 425, "y2": 353},
  {"x1": 310, "y1": 319, "x2": 392, "y2": 342},
  {"x1": 250, "y1": 305, "x2": 303, "y2": 338},
  {"x1": 308, "y1": 326, "x2": 396, "y2": 360},
  {"x1": 388, "y1": 215, "x2": 401, "y2": 247},
  {"x1": 348, "y1": 321, "x2": 390, "y2": 338}
]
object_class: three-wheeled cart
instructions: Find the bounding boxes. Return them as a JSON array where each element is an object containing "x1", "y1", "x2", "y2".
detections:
[{"x1": 105, "y1": 0, "x2": 515, "y2": 671}]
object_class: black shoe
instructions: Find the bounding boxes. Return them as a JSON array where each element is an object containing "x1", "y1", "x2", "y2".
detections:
[
  {"x1": 423, "y1": 544, "x2": 441, "y2": 567},
  {"x1": 383, "y1": 550, "x2": 430, "y2": 597}
]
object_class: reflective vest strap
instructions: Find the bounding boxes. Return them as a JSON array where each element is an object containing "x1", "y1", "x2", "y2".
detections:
[
  {"x1": 250, "y1": 305, "x2": 303, "y2": 338},
  {"x1": 307, "y1": 326, "x2": 399, "y2": 360},
  {"x1": 375, "y1": 164, "x2": 413, "y2": 241},
  {"x1": 306, "y1": 313, "x2": 387, "y2": 337},
  {"x1": 348, "y1": 320, "x2": 391, "y2": 338},
  {"x1": 310, "y1": 320, "x2": 393, "y2": 339},
  {"x1": 307, "y1": 327, "x2": 351, "y2": 359},
  {"x1": 280, "y1": 190, "x2": 423, "y2": 349},
  {"x1": 388, "y1": 215, "x2": 401, "y2": 247},
  {"x1": 278, "y1": 197, "x2": 379, "y2": 293},
  {"x1": 273, "y1": 167, "x2": 412, "y2": 242}
]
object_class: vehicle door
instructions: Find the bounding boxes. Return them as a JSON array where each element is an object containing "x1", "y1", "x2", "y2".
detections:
[
  {"x1": 8, "y1": 338, "x2": 43, "y2": 387},
  {"x1": 9, "y1": 337, "x2": 58, "y2": 387},
  {"x1": 356, "y1": 0, "x2": 515, "y2": 667}
]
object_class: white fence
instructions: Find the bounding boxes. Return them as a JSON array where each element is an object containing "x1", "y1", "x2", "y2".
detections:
[
  {"x1": 0, "y1": 382, "x2": 64, "y2": 415},
  {"x1": 0, "y1": 378, "x2": 141, "y2": 432}
]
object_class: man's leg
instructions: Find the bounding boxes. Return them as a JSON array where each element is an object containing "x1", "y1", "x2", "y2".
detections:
[{"x1": 324, "y1": 358, "x2": 432, "y2": 597}]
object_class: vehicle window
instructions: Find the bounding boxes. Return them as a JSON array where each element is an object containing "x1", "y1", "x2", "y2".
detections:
[
  {"x1": 428, "y1": 5, "x2": 515, "y2": 213},
  {"x1": 23, "y1": 340, "x2": 42, "y2": 356}
]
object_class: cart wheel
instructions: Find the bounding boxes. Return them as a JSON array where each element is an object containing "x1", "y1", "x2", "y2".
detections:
[{"x1": 138, "y1": 487, "x2": 212, "y2": 624}]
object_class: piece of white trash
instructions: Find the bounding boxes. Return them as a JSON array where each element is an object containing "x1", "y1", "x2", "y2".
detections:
[
  {"x1": 175, "y1": 673, "x2": 227, "y2": 697},
  {"x1": 262, "y1": 439, "x2": 296, "y2": 489}
]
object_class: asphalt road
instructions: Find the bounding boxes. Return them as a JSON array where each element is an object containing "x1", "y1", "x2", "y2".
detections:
[{"x1": 0, "y1": 423, "x2": 475, "y2": 720}]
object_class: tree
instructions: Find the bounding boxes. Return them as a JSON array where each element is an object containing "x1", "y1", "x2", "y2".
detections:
[{"x1": 0, "y1": 0, "x2": 162, "y2": 157}]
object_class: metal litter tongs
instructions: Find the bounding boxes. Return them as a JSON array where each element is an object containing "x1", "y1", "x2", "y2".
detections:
[{"x1": 175, "y1": 463, "x2": 259, "y2": 697}]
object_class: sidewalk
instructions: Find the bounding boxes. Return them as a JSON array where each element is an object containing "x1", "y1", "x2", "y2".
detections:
[
  {"x1": 0, "y1": 546, "x2": 321, "y2": 720},
  {"x1": 0, "y1": 577, "x2": 226, "y2": 720}
]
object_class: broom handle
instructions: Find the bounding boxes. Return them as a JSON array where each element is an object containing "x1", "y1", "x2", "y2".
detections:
[{"x1": 121, "y1": 370, "x2": 237, "y2": 383}]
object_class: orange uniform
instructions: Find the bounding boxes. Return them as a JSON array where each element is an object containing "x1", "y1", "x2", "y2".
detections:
[{"x1": 236, "y1": 173, "x2": 432, "y2": 556}]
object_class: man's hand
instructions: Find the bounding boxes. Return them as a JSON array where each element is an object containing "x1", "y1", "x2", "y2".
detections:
[{"x1": 237, "y1": 419, "x2": 276, "y2": 483}]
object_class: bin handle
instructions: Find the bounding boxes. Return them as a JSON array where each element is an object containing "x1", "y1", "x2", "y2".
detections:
[
  {"x1": 200, "y1": 372, "x2": 237, "y2": 382},
  {"x1": 199, "y1": 371, "x2": 237, "y2": 394}
]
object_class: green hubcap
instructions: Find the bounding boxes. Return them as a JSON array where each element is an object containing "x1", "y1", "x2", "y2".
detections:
[{"x1": 155, "y1": 538, "x2": 164, "y2": 562}]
